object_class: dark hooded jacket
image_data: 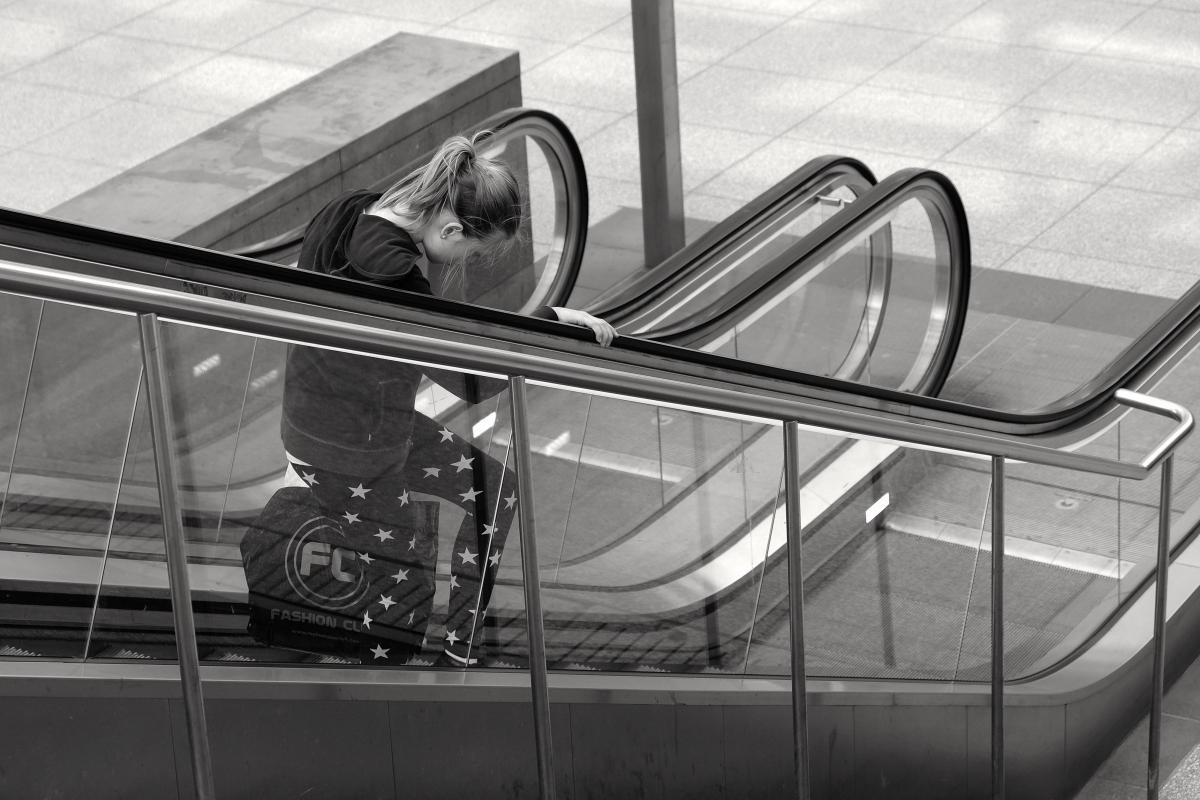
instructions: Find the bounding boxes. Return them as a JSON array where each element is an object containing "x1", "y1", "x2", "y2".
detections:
[{"x1": 281, "y1": 190, "x2": 554, "y2": 474}]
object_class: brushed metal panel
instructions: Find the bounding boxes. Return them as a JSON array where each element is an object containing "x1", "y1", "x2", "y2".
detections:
[
  {"x1": 669, "y1": 704, "x2": 727, "y2": 798},
  {"x1": 853, "y1": 705, "x2": 967, "y2": 799},
  {"x1": 568, "y1": 703, "x2": 676, "y2": 799},
  {"x1": 553, "y1": 703, "x2": 575, "y2": 800},
  {"x1": 172, "y1": 697, "x2": 394, "y2": 800},
  {"x1": 966, "y1": 704, "x2": 1066, "y2": 800},
  {"x1": 1065, "y1": 663, "x2": 1151, "y2": 792},
  {"x1": 388, "y1": 700, "x2": 539, "y2": 799},
  {"x1": 722, "y1": 704, "x2": 795, "y2": 800},
  {"x1": 810, "y1": 705, "x2": 856, "y2": 800},
  {"x1": 0, "y1": 696, "x2": 178, "y2": 799}
]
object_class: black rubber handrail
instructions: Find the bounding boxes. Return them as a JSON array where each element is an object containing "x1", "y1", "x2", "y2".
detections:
[
  {"x1": 646, "y1": 168, "x2": 970, "y2": 397},
  {"x1": 587, "y1": 155, "x2": 877, "y2": 321},
  {"x1": 0, "y1": 176, "x2": 1122, "y2": 440},
  {"x1": 1, "y1": 137, "x2": 1189, "y2": 441}
]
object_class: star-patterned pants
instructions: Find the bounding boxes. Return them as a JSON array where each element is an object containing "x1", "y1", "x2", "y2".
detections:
[{"x1": 290, "y1": 411, "x2": 517, "y2": 665}]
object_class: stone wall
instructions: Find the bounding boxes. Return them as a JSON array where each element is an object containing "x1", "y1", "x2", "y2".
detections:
[{"x1": 50, "y1": 33, "x2": 521, "y2": 251}]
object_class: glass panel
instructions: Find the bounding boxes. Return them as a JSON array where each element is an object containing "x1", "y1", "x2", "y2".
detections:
[
  {"x1": 1127, "y1": 351, "x2": 1200, "y2": 553},
  {"x1": 979, "y1": 458, "x2": 1123, "y2": 681},
  {"x1": 89, "y1": 324, "x2": 281, "y2": 662},
  {"x1": 0, "y1": 294, "x2": 41, "y2": 484},
  {"x1": 116, "y1": 321, "x2": 534, "y2": 670},
  {"x1": 700, "y1": 192, "x2": 953, "y2": 393},
  {"x1": 210, "y1": 338, "x2": 290, "y2": 545},
  {"x1": 686, "y1": 182, "x2": 861, "y2": 309},
  {"x1": 525, "y1": 381, "x2": 785, "y2": 673},
  {"x1": 861, "y1": 198, "x2": 941, "y2": 390},
  {"x1": 706, "y1": 233, "x2": 873, "y2": 379},
  {"x1": 448, "y1": 134, "x2": 559, "y2": 314},
  {"x1": 1095, "y1": 423, "x2": 1172, "y2": 611},
  {"x1": 0, "y1": 297, "x2": 143, "y2": 660},
  {"x1": 89, "y1": 388, "x2": 178, "y2": 661},
  {"x1": 770, "y1": 442, "x2": 995, "y2": 680},
  {"x1": 624, "y1": 179, "x2": 864, "y2": 335}
]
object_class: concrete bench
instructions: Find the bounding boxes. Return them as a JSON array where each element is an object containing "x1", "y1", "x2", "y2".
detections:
[{"x1": 50, "y1": 32, "x2": 520, "y2": 250}]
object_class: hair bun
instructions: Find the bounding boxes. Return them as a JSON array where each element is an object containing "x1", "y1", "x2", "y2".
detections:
[{"x1": 446, "y1": 136, "x2": 476, "y2": 174}]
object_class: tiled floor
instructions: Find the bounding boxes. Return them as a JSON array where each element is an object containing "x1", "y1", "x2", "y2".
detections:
[
  {"x1": 2, "y1": 0, "x2": 1200, "y2": 298},
  {"x1": 5, "y1": 1, "x2": 1200, "y2": 795},
  {"x1": 1077, "y1": 653, "x2": 1200, "y2": 798}
]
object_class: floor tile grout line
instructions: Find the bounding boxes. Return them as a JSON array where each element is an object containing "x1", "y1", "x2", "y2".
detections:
[
  {"x1": 1005, "y1": 1, "x2": 1183, "y2": 246},
  {"x1": 223, "y1": 5, "x2": 441, "y2": 65},
  {"x1": 975, "y1": 244, "x2": 1200, "y2": 294},
  {"x1": 931, "y1": 0, "x2": 1163, "y2": 259},
  {"x1": 439, "y1": 2, "x2": 632, "y2": 50},
  {"x1": 685, "y1": 11, "x2": 958, "y2": 205},
  {"x1": 4, "y1": 3, "x2": 436, "y2": 183},
  {"x1": 793, "y1": 0, "x2": 994, "y2": 38},
  {"x1": 925, "y1": 12, "x2": 1200, "y2": 73},
  {"x1": 514, "y1": 7, "x2": 827, "y2": 207},
  {"x1": 676, "y1": 0, "x2": 814, "y2": 23},
  {"x1": 14, "y1": 0, "x2": 494, "y2": 154},
  {"x1": 569, "y1": 2, "x2": 798, "y2": 57}
]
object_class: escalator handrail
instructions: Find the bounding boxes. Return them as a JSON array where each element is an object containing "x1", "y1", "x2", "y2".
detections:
[
  {"x1": 644, "y1": 168, "x2": 969, "y2": 398},
  {"x1": 585, "y1": 155, "x2": 877, "y2": 319},
  {"x1": 0, "y1": 253, "x2": 1189, "y2": 485},
  {"x1": 0, "y1": 148, "x2": 1192, "y2": 447},
  {"x1": 0, "y1": 191, "x2": 1182, "y2": 460}
]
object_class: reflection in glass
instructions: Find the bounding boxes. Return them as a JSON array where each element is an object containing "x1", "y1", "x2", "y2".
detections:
[
  {"x1": 0, "y1": 298, "x2": 145, "y2": 660},
  {"x1": 694, "y1": 192, "x2": 954, "y2": 396},
  {"x1": 623, "y1": 181, "x2": 866, "y2": 338},
  {"x1": 710, "y1": 237, "x2": 872, "y2": 378},
  {"x1": 522, "y1": 382, "x2": 785, "y2": 673},
  {"x1": 128, "y1": 321, "x2": 531, "y2": 669},
  {"x1": 452, "y1": 135, "x2": 554, "y2": 314},
  {"x1": 1117, "y1": 357, "x2": 1200, "y2": 555},
  {"x1": 692, "y1": 183, "x2": 862, "y2": 313},
  {"x1": 990, "y1": 457, "x2": 1124, "y2": 678},
  {"x1": 783, "y1": 446, "x2": 993, "y2": 680}
]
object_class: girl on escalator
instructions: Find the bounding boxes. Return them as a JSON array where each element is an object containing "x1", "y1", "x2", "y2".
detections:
[{"x1": 243, "y1": 131, "x2": 616, "y2": 668}]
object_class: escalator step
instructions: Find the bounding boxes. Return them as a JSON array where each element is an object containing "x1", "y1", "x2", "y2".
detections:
[
  {"x1": 105, "y1": 648, "x2": 153, "y2": 660},
  {"x1": 0, "y1": 645, "x2": 41, "y2": 657}
]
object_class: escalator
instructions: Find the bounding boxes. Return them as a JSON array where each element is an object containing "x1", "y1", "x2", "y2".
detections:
[
  {"x1": 0, "y1": 109, "x2": 1190, "y2": 798},
  {"x1": 0, "y1": 141, "x2": 967, "y2": 671},
  {"x1": 0, "y1": 106, "x2": 913, "y2": 661}
]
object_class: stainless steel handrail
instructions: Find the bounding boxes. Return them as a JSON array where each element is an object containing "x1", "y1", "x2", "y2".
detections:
[{"x1": 0, "y1": 258, "x2": 1187, "y2": 482}]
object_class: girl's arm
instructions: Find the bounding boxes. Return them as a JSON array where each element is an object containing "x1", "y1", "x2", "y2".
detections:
[{"x1": 549, "y1": 307, "x2": 618, "y2": 346}]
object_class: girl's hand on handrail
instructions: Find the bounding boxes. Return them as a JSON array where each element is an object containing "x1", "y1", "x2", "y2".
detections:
[{"x1": 550, "y1": 306, "x2": 618, "y2": 346}]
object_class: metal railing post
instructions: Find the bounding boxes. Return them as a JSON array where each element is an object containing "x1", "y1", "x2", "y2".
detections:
[
  {"x1": 136, "y1": 313, "x2": 216, "y2": 800},
  {"x1": 783, "y1": 422, "x2": 811, "y2": 800},
  {"x1": 509, "y1": 375, "x2": 556, "y2": 799},
  {"x1": 1148, "y1": 454, "x2": 1174, "y2": 800},
  {"x1": 631, "y1": 0, "x2": 685, "y2": 267},
  {"x1": 991, "y1": 456, "x2": 1005, "y2": 799}
]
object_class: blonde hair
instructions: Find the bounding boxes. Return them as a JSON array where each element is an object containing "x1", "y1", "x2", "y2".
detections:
[{"x1": 374, "y1": 130, "x2": 522, "y2": 242}]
